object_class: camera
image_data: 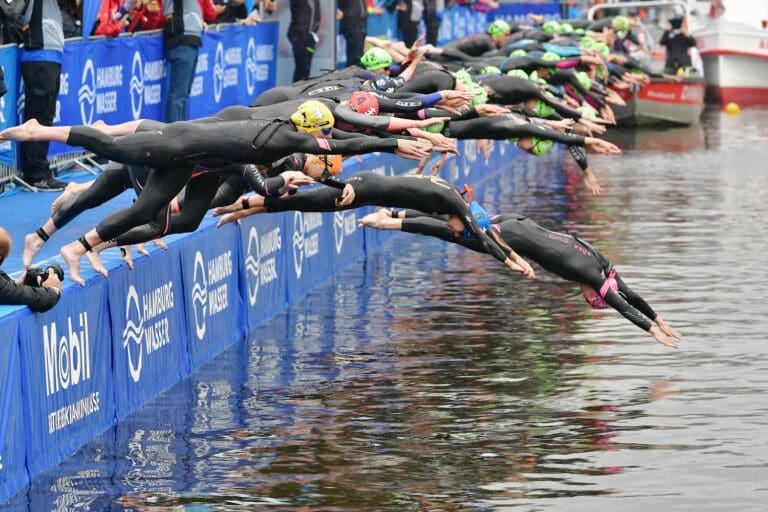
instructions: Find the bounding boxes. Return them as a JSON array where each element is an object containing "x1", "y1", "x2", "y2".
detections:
[{"x1": 24, "y1": 264, "x2": 64, "y2": 287}]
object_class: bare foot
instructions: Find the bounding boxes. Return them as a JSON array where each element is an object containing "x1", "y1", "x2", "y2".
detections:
[
  {"x1": 153, "y1": 238, "x2": 168, "y2": 250},
  {"x1": 0, "y1": 119, "x2": 41, "y2": 142},
  {"x1": 51, "y1": 181, "x2": 86, "y2": 213},
  {"x1": 136, "y1": 243, "x2": 150, "y2": 256},
  {"x1": 22, "y1": 232, "x2": 46, "y2": 268},
  {"x1": 120, "y1": 246, "x2": 134, "y2": 270},
  {"x1": 60, "y1": 242, "x2": 85, "y2": 286},
  {"x1": 85, "y1": 251, "x2": 108, "y2": 278}
]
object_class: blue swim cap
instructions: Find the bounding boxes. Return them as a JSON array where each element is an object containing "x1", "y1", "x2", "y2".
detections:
[{"x1": 463, "y1": 201, "x2": 491, "y2": 239}]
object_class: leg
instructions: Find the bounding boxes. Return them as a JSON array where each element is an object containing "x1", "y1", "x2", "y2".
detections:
[
  {"x1": 164, "y1": 44, "x2": 199, "y2": 122},
  {"x1": 19, "y1": 61, "x2": 61, "y2": 184},
  {"x1": 288, "y1": 29, "x2": 315, "y2": 82}
]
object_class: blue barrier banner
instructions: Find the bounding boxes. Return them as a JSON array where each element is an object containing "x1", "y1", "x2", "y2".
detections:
[
  {"x1": 284, "y1": 209, "x2": 337, "y2": 304},
  {"x1": 189, "y1": 23, "x2": 278, "y2": 119},
  {"x1": 17, "y1": 280, "x2": 115, "y2": 477},
  {"x1": 108, "y1": 244, "x2": 190, "y2": 419},
  {"x1": 179, "y1": 224, "x2": 246, "y2": 370},
  {"x1": 0, "y1": 318, "x2": 28, "y2": 501},
  {"x1": 52, "y1": 34, "x2": 165, "y2": 157},
  {"x1": 0, "y1": 45, "x2": 19, "y2": 168},
  {"x1": 437, "y1": 6, "x2": 488, "y2": 46},
  {"x1": 490, "y1": 2, "x2": 561, "y2": 23},
  {"x1": 237, "y1": 213, "x2": 289, "y2": 332}
]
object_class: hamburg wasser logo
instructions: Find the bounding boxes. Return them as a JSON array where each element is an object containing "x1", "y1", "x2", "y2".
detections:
[
  {"x1": 213, "y1": 43, "x2": 225, "y2": 103},
  {"x1": 79, "y1": 59, "x2": 97, "y2": 125},
  {"x1": 123, "y1": 285, "x2": 144, "y2": 383},
  {"x1": 130, "y1": 51, "x2": 144, "y2": 119},
  {"x1": 192, "y1": 252, "x2": 208, "y2": 340},
  {"x1": 245, "y1": 225, "x2": 281, "y2": 306},
  {"x1": 333, "y1": 211, "x2": 357, "y2": 254},
  {"x1": 191, "y1": 249, "x2": 234, "y2": 339},
  {"x1": 245, "y1": 38, "x2": 257, "y2": 96},
  {"x1": 292, "y1": 211, "x2": 322, "y2": 278}
]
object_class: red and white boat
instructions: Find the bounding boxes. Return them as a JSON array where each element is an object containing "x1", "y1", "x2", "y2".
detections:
[
  {"x1": 613, "y1": 77, "x2": 706, "y2": 125},
  {"x1": 692, "y1": 1, "x2": 768, "y2": 106}
]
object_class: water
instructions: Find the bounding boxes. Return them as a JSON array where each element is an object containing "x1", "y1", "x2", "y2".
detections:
[{"x1": 7, "y1": 108, "x2": 768, "y2": 511}]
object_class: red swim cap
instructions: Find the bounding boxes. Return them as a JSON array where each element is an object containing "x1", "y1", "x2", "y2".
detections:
[{"x1": 348, "y1": 91, "x2": 380, "y2": 117}]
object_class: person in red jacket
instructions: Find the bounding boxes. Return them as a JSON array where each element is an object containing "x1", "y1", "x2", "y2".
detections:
[
  {"x1": 93, "y1": 0, "x2": 131, "y2": 37},
  {"x1": 126, "y1": 0, "x2": 164, "y2": 32}
]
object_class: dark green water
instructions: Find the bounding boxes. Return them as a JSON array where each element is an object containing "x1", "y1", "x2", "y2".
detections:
[{"x1": 8, "y1": 108, "x2": 768, "y2": 511}]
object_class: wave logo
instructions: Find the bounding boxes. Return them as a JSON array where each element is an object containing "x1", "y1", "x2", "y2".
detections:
[
  {"x1": 192, "y1": 251, "x2": 208, "y2": 340},
  {"x1": 79, "y1": 59, "x2": 97, "y2": 125},
  {"x1": 292, "y1": 212, "x2": 305, "y2": 278},
  {"x1": 123, "y1": 285, "x2": 144, "y2": 383},
  {"x1": 245, "y1": 38, "x2": 257, "y2": 96},
  {"x1": 16, "y1": 77, "x2": 24, "y2": 122},
  {"x1": 130, "y1": 51, "x2": 144, "y2": 119},
  {"x1": 213, "y1": 43, "x2": 225, "y2": 103},
  {"x1": 333, "y1": 212, "x2": 345, "y2": 254},
  {"x1": 245, "y1": 226, "x2": 261, "y2": 305}
]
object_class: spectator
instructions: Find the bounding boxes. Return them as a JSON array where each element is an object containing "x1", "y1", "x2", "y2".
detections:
[
  {"x1": 0, "y1": 0, "x2": 26, "y2": 44},
  {"x1": 288, "y1": 0, "x2": 320, "y2": 82},
  {"x1": 58, "y1": 0, "x2": 82, "y2": 38},
  {"x1": 20, "y1": 0, "x2": 67, "y2": 191},
  {"x1": 126, "y1": 0, "x2": 163, "y2": 32},
  {"x1": 338, "y1": 0, "x2": 368, "y2": 68},
  {"x1": 660, "y1": 15, "x2": 696, "y2": 74},
  {"x1": 213, "y1": 0, "x2": 246, "y2": 23},
  {"x1": 0, "y1": 228, "x2": 61, "y2": 312},
  {"x1": 396, "y1": 0, "x2": 444, "y2": 47},
  {"x1": 163, "y1": 0, "x2": 216, "y2": 122},
  {"x1": 93, "y1": 0, "x2": 132, "y2": 37}
]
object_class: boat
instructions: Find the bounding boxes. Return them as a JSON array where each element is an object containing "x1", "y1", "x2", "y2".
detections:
[
  {"x1": 690, "y1": 1, "x2": 768, "y2": 106},
  {"x1": 588, "y1": 0, "x2": 706, "y2": 125}
]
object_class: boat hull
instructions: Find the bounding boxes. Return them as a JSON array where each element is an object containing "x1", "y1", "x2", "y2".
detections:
[{"x1": 613, "y1": 79, "x2": 706, "y2": 126}]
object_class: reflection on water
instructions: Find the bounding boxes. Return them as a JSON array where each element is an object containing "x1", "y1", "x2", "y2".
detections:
[{"x1": 7, "y1": 108, "x2": 768, "y2": 511}]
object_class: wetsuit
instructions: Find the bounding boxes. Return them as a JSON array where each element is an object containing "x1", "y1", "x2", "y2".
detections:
[
  {"x1": 399, "y1": 212, "x2": 657, "y2": 331},
  {"x1": 258, "y1": 172, "x2": 511, "y2": 264},
  {"x1": 439, "y1": 33, "x2": 498, "y2": 60},
  {"x1": 479, "y1": 75, "x2": 585, "y2": 120}
]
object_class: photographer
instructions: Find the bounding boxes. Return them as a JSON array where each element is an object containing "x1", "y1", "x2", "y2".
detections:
[{"x1": 0, "y1": 228, "x2": 62, "y2": 313}]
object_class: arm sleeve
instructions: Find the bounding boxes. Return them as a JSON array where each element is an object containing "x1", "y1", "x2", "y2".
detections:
[
  {"x1": 375, "y1": 92, "x2": 438, "y2": 113},
  {"x1": 0, "y1": 274, "x2": 60, "y2": 313},
  {"x1": 242, "y1": 165, "x2": 286, "y2": 197},
  {"x1": 279, "y1": 130, "x2": 400, "y2": 156},
  {"x1": 603, "y1": 289, "x2": 654, "y2": 331},
  {"x1": 401, "y1": 216, "x2": 487, "y2": 253},
  {"x1": 501, "y1": 123, "x2": 587, "y2": 146},
  {"x1": 334, "y1": 105, "x2": 396, "y2": 131}
]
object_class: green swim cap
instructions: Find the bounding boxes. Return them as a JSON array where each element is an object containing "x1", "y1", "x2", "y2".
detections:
[
  {"x1": 612, "y1": 15, "x2": 630, "y2": 33},
  {"x1": 541, "y1": 51, "x2": 562, "y2": 62},
  {"x1": 361, "y1": 47, "x2": 393, "y2": 71},
  {"x1": 535, "y1": 99, "x2": 556, "y2": 118},
  {"x1": 574, "y1": 27, "x2": 585, "y2": 35},
  {"x1": 423, "y1": 121, "x2": 445, "y2": 134},
  {"x1": 452, "y1": 69, "x2": 474, "y2": 86},
  {"x1": 560, "y1": 23, "x2": 574, "y2": 33},
  {"x1": 468, "y1": 84, "x2": 488, "y2": 106},
  {"x1": 542, "y1": 20, "x2": 560, "y2": 34},
  {"x1": 487, "y1": 19, "x2": 511, "y2": 37},
  {"x1": 594, "y1": 42, "x2": 610, "y2": 58},
  {"x1": 506, "y1": 69, "x2": 529, "y2": 79},
  {"x1": 529, "y1": 70, "x2": 546, "y2": 84},
  {"x1": 480, "y1": 65, "x2": 502, "y2": 75},
  {"x1": 509, "y1": 49, "x2": 527, "y2": 57},
  {"x1": 579, "y1": 104, "x2": 598, "y2": 120},
  {"x1": 576, "y1": 71, "x2": 592, "y2": 90},
  {"x1": 531, "y1": 136, "x2": 554, "y2": 156}
]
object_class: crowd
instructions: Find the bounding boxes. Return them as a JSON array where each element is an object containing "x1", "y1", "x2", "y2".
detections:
[{"x1": 0, "y1": 9, "x2": 684, "y2": 348}]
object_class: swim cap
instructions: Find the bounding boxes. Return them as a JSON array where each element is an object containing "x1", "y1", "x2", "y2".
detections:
[
  {"x1": 574, "y1": 27, "x2": 585, "y2": 35},
  {"x1": 560, "y1": 23, "x2": 574, "y2": 33},
  {"x1": 531, "y1": 136, "x2": 554, "y2": 156},
  {"x1": 506, "y1": 69, "x2": 529, "y2": 79},
  {"x1": 612, "y1": 15, "x2": 630, "y2": 33},
  {"x1": 541, "y1": 51, "x2": 562, "y2": 62},
  {"x1": 291, "y1": 100, "x2": 335, "y2": 133},
  {"x1": 542, "y1": 20, "x2": 560, "y2": 34},
  {"x1": 317, "y1": 154, "x2": 343, "y2": 176},
  {"x1": 509, "y1": 49, "x2": 527, "y2": 57},
  {"x1": 576, "y1": 71, "x2": 592, "y2": 90},
  {"x1": 423, "y1": 120, "x2": 445, "y2": 134},
  {"x1": 373, "y1": 74, "x2": 404, "y2": 92},
  {"x1": 480, "y1": 65, "x2": 502, "y2": 76},
  {"x1": 361, "y1": 47, "x2": 393, "y2": 71},
  {"x1": 529, "y1": 70, "x2": 546, "y2": 84},
  {"x1": 487, "y1": 19, "x2": 511, "y2": 37},
  {"x1": 348, "y1": 91, "x2": 380, "y2": 116},
  {"x1": 470, "y1": 201, "x2": 491, "y2": 230},
  {"x1": 580, "y1": 36, "x2": 596, "y2": 49},
  {"x1": 579, "y1": 104, "x2": 598, "y2": 120},
  {"x1": 594, "y1": 42, "x2": 610, "y2": 58},
  {"x1": 535, "y1": 99, "x2": 556, "y2": 118},
  {"x1": 586, "y1": 267, "x2": 618, "y2": 309},
  {"x1": 468, "y1": 83, "x2": 488, "y2": 106},
  {"x1": 452, "y1": 69, "x2": 474, "y2": 86}
]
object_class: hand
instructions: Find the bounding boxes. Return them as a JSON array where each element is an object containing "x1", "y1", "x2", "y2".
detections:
[
  {"x1": 545, "y1": 118, "x2": 576, "y2": 132},
  {"x1": 281, "y1": 170, "x2": 315, "y2": 193},
  {"x1": 504, "y1": 256, "x2": 535, "y2": 279},
  {"x1": 583, "y1": 169, "x2": 603, "y2": 196},
  {"x1": 579, "y1": 118, "x2": 606, "y2": 135},
  {"x1": 413, "y1": 116, "x2": 451, "y2": 129},
  {"x1": 335, "y1": 184, "x2": 356, "y2": 207},
  {"x1": 650, "y1": 325, "x2": 679, "y2": 349},
  {"x1": 475, "y1": 104, "x2": 511, "y2": 117},
  {"x1": 656, "y1": 318, "x2": 683, "y2": 340},
  {"x1": 395, "y1": 139, "x2": 433, "y2": 160},
  {"x1": 585, "y1": 137, "x2": 621, "y2": 154},
  {"x1": 409, "y1": 129, "x2": 458, "y2": 154},
  {"x1": 42, "y1": 267, "x2": 62, "y2": 292},
  {"x1": 213, "y1": 196, "x2": 248, "y2": 216}
]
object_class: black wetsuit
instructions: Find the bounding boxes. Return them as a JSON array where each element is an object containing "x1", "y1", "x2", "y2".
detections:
[
  {"x1": 479, "y1": 75, "x2": 584, "y2": 120},
  {"x1": 439, "y1": 33, "x2": 498, "y2": 60},
  {"x1": 399, "y1": 212, "x2": 657, "y2": 331},
  {"x1": 259, "y1": 172, "x2": 511, "y2": 264}
]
